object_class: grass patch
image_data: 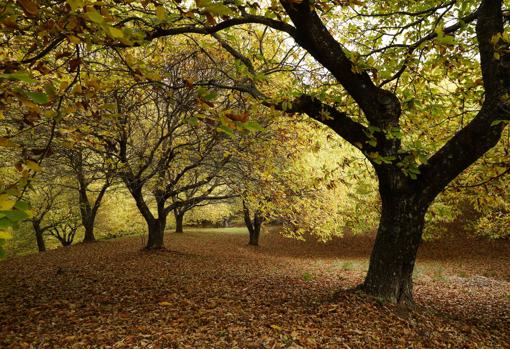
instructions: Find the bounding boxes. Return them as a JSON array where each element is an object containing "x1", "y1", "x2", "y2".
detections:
[{"x1": 186, "y1": 227, "x2": 248, "y2": 234}]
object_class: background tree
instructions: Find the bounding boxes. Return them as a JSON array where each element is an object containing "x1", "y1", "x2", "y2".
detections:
[{"x1": 57, "y1": 147, "x2": 115, "y2": 242}]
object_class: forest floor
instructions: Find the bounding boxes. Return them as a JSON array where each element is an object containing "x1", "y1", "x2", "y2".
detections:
[{"x1": 0, "y1": 228, "x2": 509, "y2": 349}]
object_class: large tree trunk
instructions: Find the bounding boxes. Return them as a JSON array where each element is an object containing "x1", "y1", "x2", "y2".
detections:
[
  {"x1": 146, "y1": 217, "x2": 166, "y2": 250},
  {"x1": 174, "y1": 210, "x2": 184, "y2": 233},
  {"x1": 361, "y1": 193, "x2": 427, "y2": 305},
  {"x1": 82, "y1": 220, "x2": 96, "y2": 243}
]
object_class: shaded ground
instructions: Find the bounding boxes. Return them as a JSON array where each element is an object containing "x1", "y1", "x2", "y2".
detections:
[{"x1": 0, "y1": 228, "x2": 509, "y2": 348}]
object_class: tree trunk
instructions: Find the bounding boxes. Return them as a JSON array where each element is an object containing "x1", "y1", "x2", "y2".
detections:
[
  {"x1": 33, "y1": 222, "x2": 46, "y2": 252},
  {"x1": 82, "y1": 220, "x2": 96, "y2": 243},
  {"x1": 361, "y1": 190, "x2": 427, "y2": 305},
  {"x1": 146, "y1": 217, "x2": 166, "y2": 250},
  {"x1": 243, "y1": 202, "x2": 262, "y2": 246},
  {"x1": 174, "y1": 211, "x2": 184, "y2": 233}
]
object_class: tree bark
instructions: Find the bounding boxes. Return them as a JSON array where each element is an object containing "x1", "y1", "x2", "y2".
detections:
[
  {"x1": 174, "y1": 211, "x2": 184, "y2": 233},
  {"x1": 361, "y1": 191, "x2": 427, "y2": 305},
  {"x1": 243, "y1": 202, "x2": 262, "y2": 246},
  {"x1": 33, "y1": 221, "x2": 46, "y2": 252},
  {"x1": 82, "y1": 220, "x2": 96, "y2": 243},
  {"x1": 146, "y1": 217, "x2": 166, "y2": 249}
]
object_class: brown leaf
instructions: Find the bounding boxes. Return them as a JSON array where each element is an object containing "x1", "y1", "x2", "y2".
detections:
[{"x1": 17, "y1": 0, "x2": 38, "y2": 17}]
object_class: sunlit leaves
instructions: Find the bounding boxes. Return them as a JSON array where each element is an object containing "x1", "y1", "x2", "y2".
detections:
[{"x1": 66, "y1": 0, "x2": 84, "y2": 12}]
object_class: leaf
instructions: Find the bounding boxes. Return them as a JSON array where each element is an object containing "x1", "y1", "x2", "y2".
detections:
[
  {"x1": 25, "y1": 160, "x2": 42, "y2": 172},
  {"x1": 66, "y1": 0, "x2": 84, "y2": 12},
  {"x1": 68, "y1": 35, "x2": 81, "y2": 44},
  {"x1": 0, "y1": 230, "x2": 13, "y2": 240},
  {"x1": 0, "y1": 71, "x2": 36, "y2": 83},
  {"x1": 155, "y1": 6, "x2": 166, "y2": 21},
  {"x1": 491, "y1": 119, "x2": 508, "y2": 127},
  {"x1": 26, "y1": 91, "x2": 49, "y2": 104},
  {"x1": 14, "y1": 201, "x2": 30, "y2": 211},
  {"x1": 0, "y1": 137, "x2": 17, "y2": 148},
  {"x1": 3, "y1": 209, "x2": 29, "y2": 222},
  {"x1": 86, "y1": 9, "x2": 104, "y2": 23},
  {"x1": 217, "y1": 125, "x2": 235, "y2": 138},
  {"x1": 242, "y1": 121, "x2": 264, "y2": 132},
  {"x1": 0, "y1": 195, "x2": 15, "y2": 211},
  {"x1": 17, "y1": 0, "x2": 38, "y2": 17},
  {"x1": 109, "y1": 26, "x2": 124, "y2": 39},
  {"x1": 159, "y1": 301, "x2": 172, "y2": 306}
]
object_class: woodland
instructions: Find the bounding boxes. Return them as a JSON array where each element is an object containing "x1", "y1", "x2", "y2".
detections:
[{"x1": 0, "y1": 0, "x2": 509, "y2": 347}]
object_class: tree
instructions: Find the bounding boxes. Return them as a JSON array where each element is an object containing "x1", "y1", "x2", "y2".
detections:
[
  {"x1": 2, "y1": 0, "x2": 509, "y2": 305},
  {"x1": 58, "y1": 147, "x2": 115, "y2": 242},
  {"x1": 27, "y1": 175, "x2": 80, "y2": 251},
  {"x1": 104, "y1": 75, "x2": 232, "y2": 249},
  {"x1": 171, "y1": 177, "x2": 235, "y2": 233},
  {"x1": 144, "y1": 0, "x2": 508, "y2": 304},
  {"x1": 109, "y1": 0, "x2": 508, "y2": 303}
]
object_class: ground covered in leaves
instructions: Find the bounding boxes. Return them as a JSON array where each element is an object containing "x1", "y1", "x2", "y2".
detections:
[{"x1": 1, "y1": 228, "x2": 509, "y2": 348}]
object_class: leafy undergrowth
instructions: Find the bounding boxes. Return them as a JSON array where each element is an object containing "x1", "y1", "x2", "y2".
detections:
[{"x1": 0, "y1": 229, "x2": 509, "y2": 348}]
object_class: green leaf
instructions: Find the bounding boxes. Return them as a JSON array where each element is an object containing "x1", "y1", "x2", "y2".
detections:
[
  {"x1": 0, "y1": 71, "x2": 36, "y2": 83},
  {"x1": 216, "y1": 125, "x2": 235, "y2": 138},
  {"x1": 0, "y1": 218, "x2": 11, "y2": 230},
  {"x1": 1, "y1": 209, "x2": 29, "y2": 222},
  {"x1": 491, "y1": 119, "x2": 508, "y2": 126},
  {"x1": 242, "y1": 121, "x2": 264, "y2": 132},
  {"x1": 26, "y1": 91, "x2": 49, "y2": 104},
  {"x1": 86, "y1": 10, "x2": 104, "y2": 23},
  {"x1": 14, "y1": 201, "x2": 30, "y2": 211}
]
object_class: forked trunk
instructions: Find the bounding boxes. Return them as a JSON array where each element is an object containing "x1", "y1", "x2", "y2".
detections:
[
  {"x1": 146, "y1": 218, "x2": 166, "y2": 250},
  {"x1": 361, "y1": 193, "x2": 427, "y2": 305},
  {"x1": 243, "y1": 202, "x2": 263, "y2": 246}
]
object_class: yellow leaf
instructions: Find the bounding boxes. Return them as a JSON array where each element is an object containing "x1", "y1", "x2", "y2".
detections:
[
  {"x1": 0, "y1": 230, "x2": 13, "y2": 240},
  {"x1": 109, "y1": 26, "x2": 124, "y2": 39},
  {"x1": 68, "y1": 35, "x2": 81, "y2": 44},
  {"x1": 66, "y1": 0, "x2": 83, "y2": 12},
  {"x1": 0, "y1": 195, "x2": 15, "y2": 211},
  {"x1": 155, "y1": 6, "x2": 166, "y2": 21},
  {"x1": 25, "y1": 160, "x2": 42, "y2": 172},
  {"x1": 270, "y1": 324, "x2": 283, "y2": 331},
  {"x1": 0, "y1": 111, "x2": 4, "y2": 120},
  {"x1": 159, "y1": 301, "x2": 172, "y2": 306}
]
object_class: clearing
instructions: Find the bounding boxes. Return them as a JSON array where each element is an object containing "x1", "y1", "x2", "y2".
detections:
[{"x1": 0, "y1": 228, "x2": 509, "y2": 348}]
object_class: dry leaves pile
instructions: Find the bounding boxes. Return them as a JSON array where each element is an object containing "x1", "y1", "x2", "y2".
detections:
[{"x1": 0, "y1": 229, "x2": 509, "y2": 348}]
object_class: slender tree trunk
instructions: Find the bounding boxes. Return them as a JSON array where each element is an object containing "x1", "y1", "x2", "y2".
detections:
[
  {"x1": 174, "y1": 211, "x2": 184, "y2": 233},
  {"x1": 360, "y1": 174, "x2": 428, "y2": 305},
  {"x1": 243, "y1": 202, "x2": 262, "y2": 246},
  {"x1": 33, "y1": 221, "x2": 46, "y2": 252}
]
